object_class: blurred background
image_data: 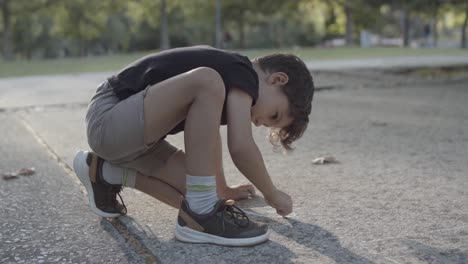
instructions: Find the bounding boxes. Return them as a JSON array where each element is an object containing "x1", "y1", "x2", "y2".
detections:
[
  {"x1": 1, "y1": 0, "x2": 467, "y2": 76},
  {"x1": 1, "y1": 2, "x2": 468, "y2": 262}
]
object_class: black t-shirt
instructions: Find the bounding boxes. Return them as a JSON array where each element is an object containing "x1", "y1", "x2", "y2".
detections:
[{"x1": 107, "y1": 46, "x2": 259, "y2": 135}]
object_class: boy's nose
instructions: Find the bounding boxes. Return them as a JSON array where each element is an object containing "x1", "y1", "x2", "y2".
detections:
[
  {"x1": 254, "y1": 118, "x2": 270, "y2": 127},
  {"x1": 254, "y1": 118, "x2": 262, "y2": 127}
]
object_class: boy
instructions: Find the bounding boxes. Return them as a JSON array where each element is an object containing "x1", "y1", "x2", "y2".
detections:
[{"x1": 73, "y1": 46, "x2": 314, "y2": 246}]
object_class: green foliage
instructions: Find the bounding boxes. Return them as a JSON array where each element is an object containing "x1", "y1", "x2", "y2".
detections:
[{"x1": 1, "y1": 0, "x2": 467, "y2": 60}]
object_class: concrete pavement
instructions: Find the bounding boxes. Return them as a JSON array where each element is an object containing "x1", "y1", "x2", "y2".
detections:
[
  {"x1": 0, "y1": 115, "x2": 142, "y2": 263},
  {"x1": 1, "y1": 58, "x2": 468, "y2": 263}
]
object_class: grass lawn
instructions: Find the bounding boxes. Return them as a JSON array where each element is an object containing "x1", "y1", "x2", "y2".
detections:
[{"x1": 1, "y1": 47, "x2": 467, "y2": 78}]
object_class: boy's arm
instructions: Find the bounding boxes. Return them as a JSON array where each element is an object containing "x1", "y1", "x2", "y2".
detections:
[
  {"x1": 226, "y1": 88, "x2": 292, "y2": 215},
  {"x1": 215, "y1": 130, "x2": 256, "y2": 200},
  {"x1": 215, "y1": 130, "x2": 228, "y2": 192}
]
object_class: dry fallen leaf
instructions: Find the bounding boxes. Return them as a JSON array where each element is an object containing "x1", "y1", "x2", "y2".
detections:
[
  {"x1": 2, "y1": 167, "x2": 36, "y2": 180},
  {"x1": 2, "y1": 173, "x2": 19, "y2": 180},
  {"x1": 18, "y1": 167, "x2": 36, "y2": 176},
  {"x1": 312, "y1": 156, "x2": 339, "y2": 165}
]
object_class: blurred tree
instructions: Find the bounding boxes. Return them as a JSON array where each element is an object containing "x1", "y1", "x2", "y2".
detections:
[
  {"x1": 351, "y1": 1, "x2": 384, "y2": 34},
  {"x1": 1, "y1": 0, "x2": 12, "y2": 60},
  {"x1": 401, "y1": 1, "x2": 413, "y2": 46},
  {"x1": 329, "y1": 0, "x2": 363, "y2": 46},
  {"x1": 3, "y1": 0, "x2": 466, "y2": 59},
  {"x1": 215, "y1": 0, "x2": 222, "y2": 48},
  {"x1": 12, "y1": 11, "x2": 45, "y2": 59},
  {"x1": 343, "y1": 1, "x2": 353, "y2": 45},
  {"x1": 52, "y1": 0, "x2": 127, "y2": 56},
  {"x1": 429, "y1": 0, "x2": 443, "y2": 47},
  {"x1": 102, "y1": 13, "x2": 132, "y2": 53},
  {"x1": 419, "y1": 0, "x2": 468, "y2": 48},
  {"x1": 342, "y1": 0, "x2": 379, "y2": 46},
  {"x1": 222, "y1": 0, "x2": 250, "y2": 48},
  {"x1": 460, "y1": 2, "x2": 468, "y2": 49},
  {"x1": 222, "y1": 0, "x2": 299, "y2": 48},
  {"x1": 460, "y1": 0, "x2": 468, "y2": 48},
  {"x1": 1, "y1": 0, "x2": 57, "y2": 60},
  {"x1": 160, "y1": 0, "x2": 169, "y2": 49},
  {"x1": 372, "y1": 0, "x2": 440, "y2": 47},
  {"x1": 126, "y1": 0, "x2": 184, "y2": 50},
  {"x1": 408, "y1": 0, "x2": 454, "y2": 48},
  {"x1": 323, "y1": 0, "x2": 340, "y2": 39}
]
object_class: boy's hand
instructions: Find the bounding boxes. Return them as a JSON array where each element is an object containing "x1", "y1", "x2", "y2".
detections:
[
  {"x1": 218, "y1": 184, "x2": 256, "y2": 201},
  {"x1": 265, "y1": 189, "x2": 293, "y2": 216}
]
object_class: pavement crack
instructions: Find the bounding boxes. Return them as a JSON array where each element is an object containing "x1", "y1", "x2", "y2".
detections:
[
  {"x1": 18, "y1": 113, "x2": 81, "y2": 186},
  {"x1": 108, "y1": 219, "x2": 159, "y2": 264},
  {"x1": 17, "y1": 113, "x2": 159, "y2": 264}
]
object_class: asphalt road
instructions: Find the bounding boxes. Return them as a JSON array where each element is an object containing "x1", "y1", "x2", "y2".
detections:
[{"x1": 1, "y1": 65, "x2": 467, "y2": 263}]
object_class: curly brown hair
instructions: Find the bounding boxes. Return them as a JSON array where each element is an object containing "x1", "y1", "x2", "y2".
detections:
[{"x1": 254, "y1": 54, "x2": 314, "y2": 151}]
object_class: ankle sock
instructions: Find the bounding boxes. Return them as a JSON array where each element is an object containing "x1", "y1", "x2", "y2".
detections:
[
  {"x1": 185, "y1": 175, "x2": 218, "y2": 214},
  {"x1": 102, "y1": 161, "x2": 137, "y2": 188}
]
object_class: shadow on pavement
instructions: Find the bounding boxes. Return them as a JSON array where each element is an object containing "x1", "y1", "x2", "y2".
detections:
[
  {"x1": 240, "y1": 197, "x2": 375, "y2": 264},
  {"x1": 100, "y1": 215, "x2": 298, "y2": 263},
  {"x1": 404, "y1": 240, "x2": 468, "y2": 264},
  {"x1": 280, "y1": 218, "x2": 375, "y2": 264}
]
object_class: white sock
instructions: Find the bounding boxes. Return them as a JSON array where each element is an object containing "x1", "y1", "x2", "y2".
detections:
[
  {"x1": 102, "y1": 161, "x2": 137, "y2": 188},
  {"x1": 185, "y1": 175, "x2": 218, "y2": 215}
]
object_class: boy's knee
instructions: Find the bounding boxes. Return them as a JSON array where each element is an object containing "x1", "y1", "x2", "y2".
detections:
[{"x1": 189, "y1": 67, "x2": 225, "y2": 101}]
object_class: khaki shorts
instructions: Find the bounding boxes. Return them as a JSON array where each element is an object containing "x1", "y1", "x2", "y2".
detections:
[{"x1": 85, "y1": 81, "x2": 179, "y2": 176}]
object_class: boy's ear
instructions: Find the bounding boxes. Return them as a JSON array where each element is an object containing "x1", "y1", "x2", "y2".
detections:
[{"x1": 269, "y1": 72, "x2": 289, "y2": 86}]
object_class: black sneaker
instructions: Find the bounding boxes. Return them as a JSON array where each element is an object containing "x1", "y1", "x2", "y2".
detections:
[
  {"x1": 73, "y1": 150, "x2": 127, "y2": 218},
  {"x1": 175, "y1": 199, "x2": 270, "y2": 246}
]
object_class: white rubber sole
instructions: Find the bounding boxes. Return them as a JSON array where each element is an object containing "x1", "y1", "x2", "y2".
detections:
[
  {"x1": 175, "y1": 223, "x2": 270, "y2": 247},
  {"x1": 73, "y1": 151, "x2": 120, "y2": 218}
]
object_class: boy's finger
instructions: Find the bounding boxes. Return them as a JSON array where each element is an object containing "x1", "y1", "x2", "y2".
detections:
[
  {"x1": 238, "y1": 184, "x2": 255, "y2": 196},
  {"x1": 239, "y1": 190, "x2": 250, "y2": 199},
  {"x1": 246, "y1": 185, "x2": 256, "y2": 196},
  {"x1": 233, "y1": 189, "x2": 252, "y2": 200},
  {"x1": 277, "y1": 209, "x2": 286, "y2": 216}
]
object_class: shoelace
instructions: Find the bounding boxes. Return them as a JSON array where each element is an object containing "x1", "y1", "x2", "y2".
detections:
[
  {"x1": 92, "y1": 153, "x2": 127, "y2": 216},
  {"x1": 110, "y1": 186, "x2": 127, "y2": 216},
  {"x1": 221, "y1": 200, "x2": 250, "y2": 231}
]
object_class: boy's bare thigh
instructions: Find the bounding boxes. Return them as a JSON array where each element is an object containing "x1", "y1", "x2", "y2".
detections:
[
  {"x1": 86, "y1": 67, "x2": 221, "y2": 175},
  {"x1": 143, "y1": 66, "x2": 224, "y2": 144}
]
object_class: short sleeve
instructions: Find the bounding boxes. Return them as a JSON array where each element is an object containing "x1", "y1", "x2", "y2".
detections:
[{"x1": 221, "y1": 62, "x2": 259, "y2": 105}]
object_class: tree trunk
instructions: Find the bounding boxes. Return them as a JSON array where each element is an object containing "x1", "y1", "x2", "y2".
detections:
[
  {"x1": 160, "y1": 0, "x2": 170, "y2": 50},
  {"x1": 1, "y1": 0, "x2": 13, "y2": 60},
  {"x1": 78, "y1": 18, "x2": 84, "y2": 57},
  {"x1": 238, "y1": 11, "x2": 245, "y2": 49},
  {"x1": 462, "y1": 0, "x2": 468, "y2": 48},
  {"x1": 424, "y1": 0, "x2": 442, "y2": 48},
  {"x1": 402, "y1": 8, "x2": 410, "y2": 47},
  {"x1": 345, "y1": 3, "x2": 353, "y2": 46},
  {"x1": 215, "y1": 0, "x2": 222, "y2": 48},
  {"x1": 79, "y1": 36, "x2": 84, "y2": 57},
  {"x1": 433, "y1": 16, "x2": 438, "y2": 48}
]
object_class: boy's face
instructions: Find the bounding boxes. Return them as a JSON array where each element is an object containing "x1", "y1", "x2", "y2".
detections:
[{"x1": 251, "y1": 72, "x2": 293, "y2": 129}]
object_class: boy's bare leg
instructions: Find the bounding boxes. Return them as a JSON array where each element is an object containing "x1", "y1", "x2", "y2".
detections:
[
  {"x1": 142, "y1": 67, "x2": 224, "y2": 214},
  {"x1": 133, "y1": 148, "x2": 254, "y2": 208},
  {"x1": 143, "y1": 67, "x2": 224, "y2": 176},
  {"x1": 138, "y1": 67, "x2": 268, "y2": 245},
  {"x1": 97, "y1": 67, "x2": 251, "y2": 208},
  {"x1": 134, "y1": 150, "x2": 186, "y2": 209},
  {"x1": 134, "y1": 173, "x2": 183, "y2": 209}
]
